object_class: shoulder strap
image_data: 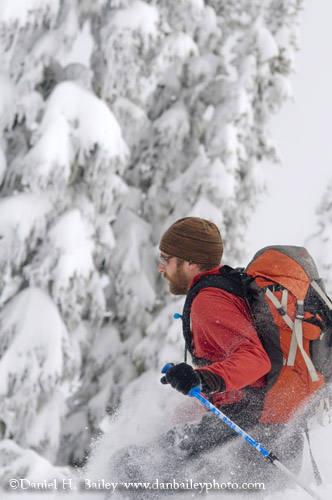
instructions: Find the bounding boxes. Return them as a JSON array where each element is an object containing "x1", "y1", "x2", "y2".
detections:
[{"x1": 182, "y1": 266, "x2": 247, "y2": 355}]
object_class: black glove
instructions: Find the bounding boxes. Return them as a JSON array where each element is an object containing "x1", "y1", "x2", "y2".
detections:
[{"x1": 160, "y1": 363, "x2": 201, "y2": 395}]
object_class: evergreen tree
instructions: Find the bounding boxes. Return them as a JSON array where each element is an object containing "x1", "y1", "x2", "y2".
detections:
[{"x1": 307, "y1": 182, "x2": 332, "y2": 294}]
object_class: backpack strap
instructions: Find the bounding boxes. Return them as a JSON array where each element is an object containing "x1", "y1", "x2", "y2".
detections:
[
  {"x1": 182, "y1": 266, "x2": 246, "y2": 357},
  {"x1": 265, "y1": 288, "x2": 319, "y2": 382},
  {"x1": 265, "y1": 288, "x2": 292, "y2": 328},
  {"x1": 292, "y1": 307, "x2": 319, "y2": 382},
  {"x1": 311, "y1": 280, "x2": 332, "y2": 310}
]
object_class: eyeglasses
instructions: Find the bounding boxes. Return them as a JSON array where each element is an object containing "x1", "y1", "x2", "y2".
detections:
[{"x1": 159, "y1": 254, "x2": 176, "y2": 266}]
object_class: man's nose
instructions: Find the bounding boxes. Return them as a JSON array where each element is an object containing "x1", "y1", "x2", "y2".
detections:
[{"x1": 158, "y1": 262, "x2": 166, "y2": 273}]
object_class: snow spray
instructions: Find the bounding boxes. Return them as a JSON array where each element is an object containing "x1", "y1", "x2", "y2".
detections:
[{"x1": 161, "y1": 363, "x2": 324, "y2": 500}]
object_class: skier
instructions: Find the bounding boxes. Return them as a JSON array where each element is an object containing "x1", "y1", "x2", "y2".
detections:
[
  {"x1": 157, "y1": 217, "x2": 304, "y2": 479},
  {"x1": 109, "y1": 217, "x2": 306, "y2": 496}
]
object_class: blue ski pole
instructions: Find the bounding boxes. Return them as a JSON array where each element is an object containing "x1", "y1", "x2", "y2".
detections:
[{"x1": 161, "y1": 363, "x2": 324, "y2": 500}]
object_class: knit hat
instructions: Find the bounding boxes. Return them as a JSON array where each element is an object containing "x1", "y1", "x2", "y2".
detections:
[{"x1": 159, "y1": 217, "x2": 223, "y2": 269}]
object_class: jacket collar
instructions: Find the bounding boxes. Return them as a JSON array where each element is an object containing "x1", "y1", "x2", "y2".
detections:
[{"x1": 189, "y1": 265, "x2": 223, "y2": 290}]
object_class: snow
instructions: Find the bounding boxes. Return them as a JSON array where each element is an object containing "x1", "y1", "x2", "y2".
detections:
[
  {"x1": 153, "y1": 104, "x2": 190, "y2": 150},
  {"x1": 0, "y1": 192, "x2": 53, "y2": 276},
  {"x1": 58, "y1": 19, "x2": 94, "y2": 68},
  {"x1": 85, "y1": 374, "x2": 189, "y2": 481},
  {"x1": 236, "y1": 88, "x2": 253, "y2": 122},
  {"x1": 207, "y1": 158, "x2": 236, "y2": 199},
  {"x1": 82, "y1": 377, "x2": 332, "y2": 500},
  {"x1": 0, "y1": 73, "x2": 15, "y2": 130},
  {"x1": 40, "y1": 82, "x2": 128, "y2": 164},
  {"x1": 23, "y1": 112, "x2": 73, "y2": 189},
  {"x1": 275, "y1": 26, "x2": 292, "y2": 49},
  {"x1": 27, "y1": 390, "x2": 67, "y2": 463},
  {"x1": 196, "y1": 5, "x2": 221, "y2": 50},
  {"x1": 274, "y1": 24, "x2": 298, "y2": 65},
  {"x1": 0, "y1": 193, "x2": 52, "y2": 242},
  {"x1": 48, "y1": 209, "x2": 95, "y2": 285},
  {"x1": 269, "y1": 74, "x2": 293, "y2": 103},
  {"x1": 0, "y1": 439, "x2": 73, "y2": 500},
  {"x1": 112, "y1": 97, "x2": 151, "y2": 150},
  {"x1": 239, "y1": 55, "x2": 257, "y2": 89},
  {"x1": 155, "y1": 33, "x2": 199, "y2": 70},
  {"x1": 208, "y1": 123, "x2": 239, "y2": 168},
  {"x1": 109, "y1": 0, "x2": 160, "y2": 42},
  {"x1": 0, "y1": 148, "x2": 7, "y2": 185},
  {"x1": 112, "y1": 210, "x2": 157, "y2": 321},
  {"x1": 26, "y1": 206, "x2": 108, "y2": 331},
  {"x1": 16, "y1": 91, "x2": 44, "y2": 131},
  {"x1": 203, "y1": 104, "x2": 215, "y2": 121},
  {"x1": 0, "y1": 0, "x2": 60, "y2": 29},
  {"x1": 0, "y1": 286, "x2": 78, "y2": 462},
  {"x1": 17, "y1": 81, "x2": 129, "y2": 198},
  {"x1": 185, "y1": 54, "x2": 224, "y2": 88},
  {"x1": 189, "y1": 196, "x2": 225, "y2": 230},
  {"x1": 0, "y1": 287, "x2": 70, "y2": 395},
  {"x1": 133, "y1": 297, "x2": 185, "y2": 371},
  {"x1": 256, "y1": 26, "x2": 279, "y2": 62}
]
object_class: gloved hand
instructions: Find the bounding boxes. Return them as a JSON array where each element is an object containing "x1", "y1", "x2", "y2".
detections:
[{"x1": 160, "y1": 363, "x2": 201, "y2": 395}]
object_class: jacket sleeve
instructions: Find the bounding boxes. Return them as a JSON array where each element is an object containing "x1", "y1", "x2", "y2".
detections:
[{"x1": 191, "y1": 287, "x2": 271, "y2": 392}]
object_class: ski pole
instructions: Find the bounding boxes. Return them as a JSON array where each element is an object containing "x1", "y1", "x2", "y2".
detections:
[{"x1": 161, "y1": 364, "x2": 324, "y2": 500}]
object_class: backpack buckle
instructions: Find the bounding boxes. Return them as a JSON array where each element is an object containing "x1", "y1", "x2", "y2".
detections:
[
  {"x1": 277, "y1": 307, "x2": 287, "y2": 317},
  {"x1": 296, "y1": 300, "x2": 305, "y2": 320}
]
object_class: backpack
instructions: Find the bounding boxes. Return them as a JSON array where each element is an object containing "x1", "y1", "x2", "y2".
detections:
[{"x1": 182, "y1": 245, "x2": 332, "y2": 424}]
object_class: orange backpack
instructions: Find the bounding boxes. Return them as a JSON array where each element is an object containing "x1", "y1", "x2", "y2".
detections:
[{"x1": 182, "y1": 246, "x2": 332, "y2": 424}]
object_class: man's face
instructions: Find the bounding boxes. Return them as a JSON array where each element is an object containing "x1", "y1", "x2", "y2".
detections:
[{"x1": 158, "y1": 252, "x2": 192, "y2": 295}]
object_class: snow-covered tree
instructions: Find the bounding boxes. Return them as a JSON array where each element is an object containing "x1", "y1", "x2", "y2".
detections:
[
  {"x1": 0, "y1": 0, "x2": 129, "y2": 472},
  {"x1": 0, "y1": 0, "x2": 304, "y2": 481},
  {"x1": 307, "y1": 182, "x2": 332, "y2": 295}
]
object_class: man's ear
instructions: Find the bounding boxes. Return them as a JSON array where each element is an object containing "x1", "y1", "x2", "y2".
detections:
[{"x1": 188, "y1": 261, "x2": 201, "y2": 273}]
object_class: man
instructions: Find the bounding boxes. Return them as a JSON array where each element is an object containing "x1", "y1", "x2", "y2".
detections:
[
  {"x1": 157, "y1": 217, "x2": 303, "y2": 477},
  {"x1": 159, "y1": 217, "x2": 271, "y2": 419}
]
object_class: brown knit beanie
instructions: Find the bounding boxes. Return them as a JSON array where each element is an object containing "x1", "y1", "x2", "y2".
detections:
[{"x1": 159, "y1": 217, "x2": 223, "y2": 269}]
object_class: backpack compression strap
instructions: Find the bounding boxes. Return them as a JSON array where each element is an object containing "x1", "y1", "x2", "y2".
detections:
[
  {"x1": 265, "y1": 288, "x2": 319, "y2": 382},
  {"x1": 311, "y1": 281, "x2": 332, "y2": 310}
]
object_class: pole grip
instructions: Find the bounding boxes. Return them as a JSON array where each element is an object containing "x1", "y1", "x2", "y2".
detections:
[
  {"x1": 188, "y1": 386, "x2": 201, "y2": 397},
  {"x1": 161, "y1": 363, "x2": 174, "y2": 374}
]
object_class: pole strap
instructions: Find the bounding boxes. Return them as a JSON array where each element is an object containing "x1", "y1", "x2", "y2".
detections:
[
  {"x1": 272, "y1": 457, "x2": 323, "y2": 500},
  {"x1": 305, "y1": 422, "x2": 322, "y2": 487}
]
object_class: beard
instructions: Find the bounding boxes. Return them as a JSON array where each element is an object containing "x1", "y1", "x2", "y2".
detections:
[{"x1": 164, "y1": 263, "x2": 191, "y2": 295}]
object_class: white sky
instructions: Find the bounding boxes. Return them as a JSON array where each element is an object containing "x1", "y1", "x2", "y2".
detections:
[{"x1": 246, "y1": 0, "x2": 332, "y2": 258}]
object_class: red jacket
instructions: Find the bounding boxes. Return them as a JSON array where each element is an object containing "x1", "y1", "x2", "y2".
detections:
[{"x1": 190, "y1": 267, "x2": 271, "y2": 406}]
